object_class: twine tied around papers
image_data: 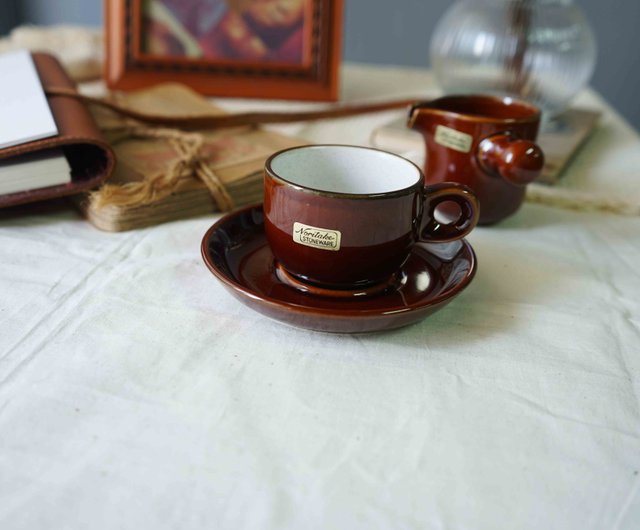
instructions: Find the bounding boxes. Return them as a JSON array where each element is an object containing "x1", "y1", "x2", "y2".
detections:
[{"x1": 92, "y1": 123, "x2": 235, "y2": 211}]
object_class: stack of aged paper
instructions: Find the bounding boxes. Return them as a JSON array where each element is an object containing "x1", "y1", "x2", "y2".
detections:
[{"x1": 81, "y1": 83, "x2": 304, "y2": 231}]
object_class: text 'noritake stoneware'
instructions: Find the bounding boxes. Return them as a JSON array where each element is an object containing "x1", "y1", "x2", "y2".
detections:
[{"x1": 408, "y1": 94, "x2": 545, "y2": 224}]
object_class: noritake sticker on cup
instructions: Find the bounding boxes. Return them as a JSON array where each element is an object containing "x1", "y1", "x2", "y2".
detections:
[{"x1": 293, "y1": 222, "x2": 341, "y2": 251}]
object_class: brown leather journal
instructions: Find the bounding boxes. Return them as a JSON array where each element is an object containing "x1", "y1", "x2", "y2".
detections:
[{"x1": 0, "y1": 53, "x2": 115, "y2": 209}]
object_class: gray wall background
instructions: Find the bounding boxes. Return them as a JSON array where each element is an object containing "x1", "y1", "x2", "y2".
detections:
[{"x1": 2, "y1": 0, "x2": 639, "y2": 129}]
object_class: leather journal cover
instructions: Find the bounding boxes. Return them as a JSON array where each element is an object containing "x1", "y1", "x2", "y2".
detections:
[{"x1": 0, "y1": 52, "x2": 114, "y2": 209}]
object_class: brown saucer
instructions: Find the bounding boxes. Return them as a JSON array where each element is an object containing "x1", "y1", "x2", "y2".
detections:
[{"x1": 200, "y1": 205, "x2": 478, "y2": 333}]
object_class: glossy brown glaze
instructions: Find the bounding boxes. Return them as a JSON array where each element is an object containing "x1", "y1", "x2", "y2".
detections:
[
  {"x1": 263, "y1": 145, "x2": 478, "y2": 288},
  {"x1": 408, "y1": 95, "x2": 544, "y2": 225},
  {"x1": 265, "y1": 177, "x2": 416, "y2": 286},
  {"x1": 274, "y1": 261, "x2": 402, "y2": 298},
  {"x1": 477, "y1": 133, "x2": 544, "y2": 186},
  {"x1": 201, "y1": 205, "x2": 478, "y2": 333}
]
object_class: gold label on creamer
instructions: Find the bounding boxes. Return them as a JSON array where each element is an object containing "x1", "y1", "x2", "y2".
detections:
[
  {"x1": 293, "y1": 222, "x2": 341, "y2": 251},
  {"x1": 434, "y1": 125, "x2": 473, "y2": 153}
]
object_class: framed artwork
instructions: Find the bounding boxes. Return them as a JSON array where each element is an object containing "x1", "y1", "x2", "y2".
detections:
[{"x1": 105, "y1": 0, "x2": 343, "y2": 100}]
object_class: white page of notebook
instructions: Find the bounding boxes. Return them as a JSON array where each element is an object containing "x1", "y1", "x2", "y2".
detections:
[
  {"x1": 0, "y1": 148, "x2": 70, "y2": 195},
  {"x1": 0, "y1": 49, "x2": 58, "y2": 150}
]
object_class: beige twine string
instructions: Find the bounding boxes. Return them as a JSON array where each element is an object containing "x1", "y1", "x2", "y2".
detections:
[{"x1": 92, "y1": 123, "x2": 235, "y2": 211}]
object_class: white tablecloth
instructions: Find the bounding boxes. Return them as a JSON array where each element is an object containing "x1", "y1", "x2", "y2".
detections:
[{"x1": 1, "y1": 64, "x2": 639, "y2": 530}]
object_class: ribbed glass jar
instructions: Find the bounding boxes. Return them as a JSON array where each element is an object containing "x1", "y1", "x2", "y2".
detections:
[{"x1": 430, "y1": 0, "x2": 597, "y2": 116}]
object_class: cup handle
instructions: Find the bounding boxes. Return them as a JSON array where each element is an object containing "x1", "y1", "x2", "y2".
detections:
[
  {"x1": 477, "y1": 133, "x2": 545, "y2": 186},
  {"x1": 419, "y1": 183, "x2": 480, "y2": 243}
]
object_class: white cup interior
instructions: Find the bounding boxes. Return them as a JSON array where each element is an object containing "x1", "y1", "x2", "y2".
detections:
[{"x1": 269, "y1": 145, "x2": 421, "y2": 195}]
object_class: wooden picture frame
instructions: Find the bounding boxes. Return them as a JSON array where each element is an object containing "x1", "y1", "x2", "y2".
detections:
[{"x1": 105, "y1": 0, "x2": 343, "y2": 101}]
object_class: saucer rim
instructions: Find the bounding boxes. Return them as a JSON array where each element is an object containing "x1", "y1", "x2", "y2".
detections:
[{"x1": 201, "y1": 203, "x2": 477, "y2": 317}]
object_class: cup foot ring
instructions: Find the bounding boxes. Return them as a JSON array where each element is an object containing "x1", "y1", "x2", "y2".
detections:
[{"x1": 274, "y1": 261, "x2": 402, "y2": 299}]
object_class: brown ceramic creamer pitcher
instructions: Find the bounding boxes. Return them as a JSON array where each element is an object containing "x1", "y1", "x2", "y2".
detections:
[{"x1": 408, "y1": 95, "x2": 544, "y2": 224}]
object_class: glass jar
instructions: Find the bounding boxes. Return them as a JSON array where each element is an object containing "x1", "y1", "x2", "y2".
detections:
[{"x1": 430, "y1": 0, "x2": 597, "y2": 117}]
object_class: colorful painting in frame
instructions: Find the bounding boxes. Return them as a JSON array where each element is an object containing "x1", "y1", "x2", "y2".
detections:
[{"x1": 105, "y1": 0, "x2": 343, "y2": 100}]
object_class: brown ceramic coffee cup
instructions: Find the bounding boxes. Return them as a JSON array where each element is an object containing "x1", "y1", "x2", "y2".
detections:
[
  {"x1": 408, "y1": 95, "x2": 545, "y2": 225},
  {"x1": 263, "y1": 145, "x2": 479, "y2": 289}
]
